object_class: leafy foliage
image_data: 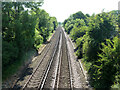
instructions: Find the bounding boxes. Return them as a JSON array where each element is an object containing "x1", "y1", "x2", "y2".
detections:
[
  {"x1": 2, "y1": 2, "x2": 58, "y2": 80},
  {"x1": 34, "y1": 29, "x2": 43, "y2": 50},
  {"x1": 2, "y1": 41, "x2": 19, "y2": 68},
  {"x1": 70, "y1": 19, "x2": 87, "y2": 41},
  {"x1": 72, "y1": 11, "x2": 86, "y2": 20},
  {"x1": 63, "y1": 10, "x2": 119, "y2": 88},
  {"x1": 89, "y1": 37, "x2": 120, "y2": 88}
]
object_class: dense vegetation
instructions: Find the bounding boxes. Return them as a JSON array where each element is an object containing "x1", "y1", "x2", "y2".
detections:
[
  {"x1": 63, "y1": 10, "x2": 120, "y2": 88},
  {"x1": 2, "y1": 2, "x2": 58, "y2": 80}
]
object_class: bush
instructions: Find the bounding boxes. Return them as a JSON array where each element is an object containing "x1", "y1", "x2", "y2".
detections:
[
  {"x1": 89, "y1": 37, "x2": 120, "y2": 88},
  {"x1": 76, "y1": 37, "x2": 84, "y2": 58},
  {"x1": 34, "y1": 29, "x2": 43, "y2": 50},
  {"x1": 70, "y1": 20, "x2": 87, "y2": 41},
  {"x1": 63, "y1": 10, "x2": 119, "y2": 88},
  {"x1": 2, "y1": 41, "x2": 19, "y2": 68}
]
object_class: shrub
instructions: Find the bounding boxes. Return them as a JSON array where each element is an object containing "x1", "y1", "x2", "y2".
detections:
[
  {"x1": 34, "y1": 29, "x2": 43, "y2": 50},
  {"x1": 2, "y1": 41, "x2": 19, "y2": 68},
  {"x1": 89, "y1": 37, "x2": 120, "y2": 88}
]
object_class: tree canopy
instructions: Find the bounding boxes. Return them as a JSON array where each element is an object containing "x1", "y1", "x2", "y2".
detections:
[
  {"x1": 63, "y1": 10, "x2": 120, "y2": 88},
  {"x1": 2, "y1": 2, "x2": 58, "y2": 80}
]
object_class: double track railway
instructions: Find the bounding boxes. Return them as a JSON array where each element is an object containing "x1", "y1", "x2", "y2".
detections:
[{"x1": 13, "y1": 27, "x2": 87, "y2": 89}]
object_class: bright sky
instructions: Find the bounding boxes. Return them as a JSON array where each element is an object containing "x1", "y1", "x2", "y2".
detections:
[{"x1": 41, "y1": 0, "x2": 120, "y2": 22}]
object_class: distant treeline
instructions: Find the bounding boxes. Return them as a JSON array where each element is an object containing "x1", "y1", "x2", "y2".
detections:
[
  {"x1": 2, "y1": 2, "x2": 58, "y2": 79},
  {"x1": 63, "y1": 10, "x2": 120, "y2": 88}
]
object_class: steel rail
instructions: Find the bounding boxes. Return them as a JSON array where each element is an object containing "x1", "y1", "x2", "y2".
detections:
[
  {"x1": 55, "y1": 49, "x2": 62, "y2": 89},
  {"x1": 54, "y1": 29, "x2": 73, "y2": 89},
  {"x1": 51, "y1": 31, "x2": 62, "y2": 89},
  {"x1": 22, "y1": 43, "x2": 52, "y2": 89},
  {"x1": 22, "y1": 31, "x2": 58, "y2": 89},
  {"x1": 63, "y1": 28, "x2": 73, "y2": 89},
  {"x1": 38, "y1": 32, "x2": 61, "y2": 90}
]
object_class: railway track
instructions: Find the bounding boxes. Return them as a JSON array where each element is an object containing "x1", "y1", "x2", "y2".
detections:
[
  {"x1": 41, "y1": 28, "x2": 73, "y2": 89},
  {"x1": 56, "y1": 29, "x2": 73, "y2": 89},
  {"x1": 22, "y1": 27, "x2": 73, "y2": 89},
  {"x1": 22, "y1": 28, "x2": 61, "y2": 89},
  {"x1": 13, "y1": 27, "x2": 60, "y2": 89},
  {"x1": 13, "y1": 27, "x2": 87, "y2": 89}
]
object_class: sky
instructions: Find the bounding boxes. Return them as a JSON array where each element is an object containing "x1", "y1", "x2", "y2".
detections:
[{"x1": 41, "y1": 0, "x2": 120, "y2": 22}]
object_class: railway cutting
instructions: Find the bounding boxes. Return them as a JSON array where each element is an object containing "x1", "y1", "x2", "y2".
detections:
[{"x1": 13, "y1": 26, "x2": 88, "y2": 89}]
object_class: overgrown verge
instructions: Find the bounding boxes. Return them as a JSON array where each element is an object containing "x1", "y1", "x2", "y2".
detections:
[
  {"x1": 2, "y1": 49, "x2": 36, "y2": 81},
  {"x1": 63, "y1": 10, "x2": 120, "y2": 88},
  {"x1": 2, "y1": 2, "x2": 58, "y2": 81}
]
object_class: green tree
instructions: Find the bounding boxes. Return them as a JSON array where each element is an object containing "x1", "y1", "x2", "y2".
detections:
[
  {"x1": 83, "y1": 12, "x2": 116, "y2": 62},
  {"x1": 89, "y1": 37, "x2": 120, "y2": 88},
  {"x1": 72, "y1": 11, "x2": 86, "y2": 20},
  {"x1": 70, "y1": 19, "x2": 87, "y2": 41},
  {"x1": 2, "y1": 2, "x2": 58, "y2": 80}
]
